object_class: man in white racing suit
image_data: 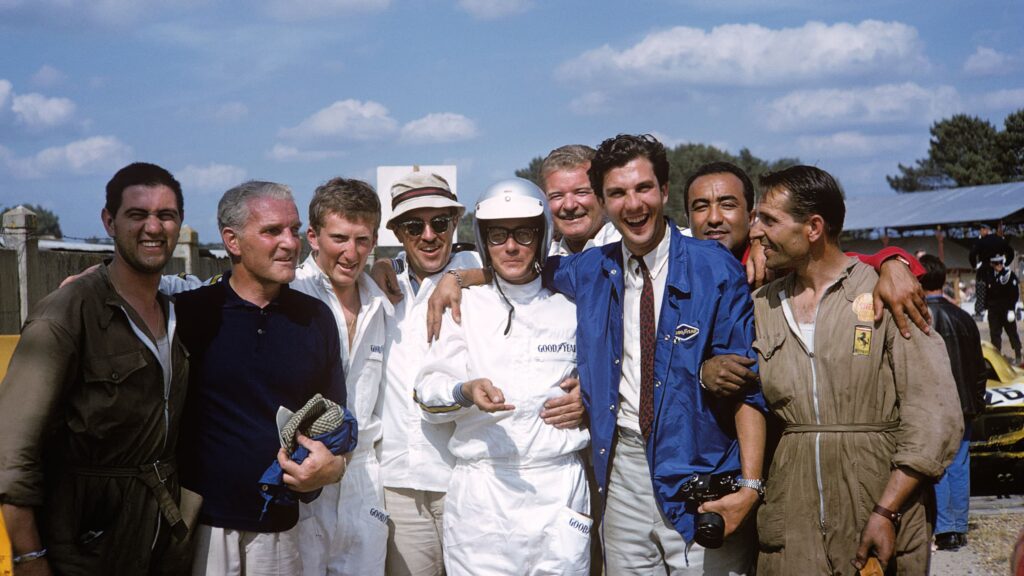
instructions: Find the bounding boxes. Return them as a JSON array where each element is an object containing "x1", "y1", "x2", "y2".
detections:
[
  {"x1": 414, "y1": 178, "x2": 592, "y2": 575},
  {"x1": 291, "y1": 178, "x2": 391, "y2": 575}
]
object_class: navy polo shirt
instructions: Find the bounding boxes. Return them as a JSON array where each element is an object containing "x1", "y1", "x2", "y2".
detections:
[{"x1": 176, "y1": 272, "x2": 347, "y2": 533}]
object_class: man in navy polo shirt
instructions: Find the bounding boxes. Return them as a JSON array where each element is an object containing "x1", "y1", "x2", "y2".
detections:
[
  {"x1": 176, "y1": 181, "x2": 353, "y2": 575},
  {"x1": 543, "y1": 134, "x2": 765, "y2": 575}
]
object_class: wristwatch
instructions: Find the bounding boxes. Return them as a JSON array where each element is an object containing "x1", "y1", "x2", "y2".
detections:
[
  {"x1": 735, "y1": 477, "x2": 765, "y2": 500},
  {"x1": 872, "y1": 503, "x2": 903, "y2": 528}
]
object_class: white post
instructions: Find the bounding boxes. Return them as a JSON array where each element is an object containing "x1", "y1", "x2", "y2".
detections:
[{"x1": 2, "y1": 206, "x2": 39, "y2": 326}]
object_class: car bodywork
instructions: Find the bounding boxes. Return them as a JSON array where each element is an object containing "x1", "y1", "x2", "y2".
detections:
[{"x1": 970, "y1": 341, "x2": 1024, "y2": 492}]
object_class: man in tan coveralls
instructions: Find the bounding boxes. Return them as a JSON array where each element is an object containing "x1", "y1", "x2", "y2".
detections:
[{"x1": 748, "y1": 165, "x2": 962, "y2": 575}]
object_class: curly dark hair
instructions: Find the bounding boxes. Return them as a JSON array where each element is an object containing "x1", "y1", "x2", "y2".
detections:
[{"x1": 588, "y1": 134, "x2": 670, "y2": 199}]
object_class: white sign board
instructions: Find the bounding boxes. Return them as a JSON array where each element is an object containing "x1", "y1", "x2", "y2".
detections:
[{"x1": 376, "y1": 165, "x2": 458, "y2": 247}]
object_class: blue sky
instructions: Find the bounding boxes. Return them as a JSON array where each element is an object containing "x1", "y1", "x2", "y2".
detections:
[{"x1": 1, "y1": 0, "x2": 1022, "y2": 242}]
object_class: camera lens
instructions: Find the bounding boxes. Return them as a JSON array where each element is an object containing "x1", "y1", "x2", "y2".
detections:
[{"x1": 695, "y1": 511, "x2": 725, "y2": 549}]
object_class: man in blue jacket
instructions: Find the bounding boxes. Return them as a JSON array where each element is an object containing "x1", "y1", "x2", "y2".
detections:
[{"x1": 542, "y1": 134, "x2": 766, "y2": 574}]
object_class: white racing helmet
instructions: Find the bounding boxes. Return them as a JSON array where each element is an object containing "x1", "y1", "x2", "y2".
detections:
[{"x1": 473, "y1": 177, "x2": 553, "y2": 271}]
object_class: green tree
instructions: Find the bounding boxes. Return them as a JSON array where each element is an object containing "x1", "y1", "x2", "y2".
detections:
[
  {"x1": 888, "y1": 109, "x2": 1024, "y2": 192},
  {"x1": 514, "y1": 156, "x2": 544, "y2": 188},
  {"x1": 456, "y1": 211, "x2": 476, "y2": 247},
  {"x1": 1, "y1": 203, "x2": 63, "y2": 238},
  {"x1": 999, "y1": 108, "x2": 1024, "y2": 181},
  {"x1": 664, "y1": 144, "x2": 799, "y2": 224}
]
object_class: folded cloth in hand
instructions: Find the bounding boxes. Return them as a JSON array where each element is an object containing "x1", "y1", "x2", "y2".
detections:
[{"x1": 257, "y1": 394, "x2": 357, "y2": 518}]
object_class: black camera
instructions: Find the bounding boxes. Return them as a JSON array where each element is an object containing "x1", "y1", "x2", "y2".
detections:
[{"x1": 676, "y1": 472, "x2": 740, "y2": 549}]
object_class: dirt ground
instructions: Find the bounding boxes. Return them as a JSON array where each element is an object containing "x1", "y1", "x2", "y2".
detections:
[{"x1": 931, "y1": 497, "x2": 1024, "y2": 575}]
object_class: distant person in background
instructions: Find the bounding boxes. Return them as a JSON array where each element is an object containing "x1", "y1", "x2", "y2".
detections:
[
  {"x1": 969, "y1": 223, "x2": 1015, "y2": 319},
  {"x1": 920, "y1": 254, "x2": 986, "y2": 551},
  {"x1": 985, "y1": 254, "x2": 1021, "y2": 365}
]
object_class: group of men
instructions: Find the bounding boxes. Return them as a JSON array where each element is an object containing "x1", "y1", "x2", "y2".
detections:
[{"x1": 0, "y1": 131, "x2": 970, "y2": 576}]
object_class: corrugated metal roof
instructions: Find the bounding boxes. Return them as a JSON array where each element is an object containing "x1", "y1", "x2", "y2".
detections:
[{"x1": 843, "y1": 181, "x2": 1024, "y2": 231}]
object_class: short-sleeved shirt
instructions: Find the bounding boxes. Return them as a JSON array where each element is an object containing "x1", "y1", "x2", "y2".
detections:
[{"x1": 175, "y1": 272, "x2": 347, "y2": 533}]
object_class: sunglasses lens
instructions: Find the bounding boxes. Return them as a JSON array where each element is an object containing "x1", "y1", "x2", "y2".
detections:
[
  {"x1": 402, "y1": 220, "x2": 425, "y2": 236},
  {"x1": 429, "y1": 216, "x2": 451, "y2": 234}
]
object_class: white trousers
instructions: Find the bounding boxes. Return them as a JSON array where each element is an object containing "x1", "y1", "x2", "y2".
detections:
[
  {"x1": 603, "y1": 426, "x2": 755, "y2": 576},
  {"x1": 443, "y1": 454, "x2": 592, "y2": 576},
  {"x1": 297, "y1": 450, "x2": 389, "y2": 576},
  {"x1": 191, "y1": 524, "x2": 300, "y2": 576}
]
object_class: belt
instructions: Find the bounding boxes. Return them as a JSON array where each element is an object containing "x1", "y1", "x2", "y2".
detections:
[
  {"x1": 783, "y1": 421, "x2": 899, "y2": 434},
  {"x1": 71, "y1": 457, "x2": 187, "y2": 540}
]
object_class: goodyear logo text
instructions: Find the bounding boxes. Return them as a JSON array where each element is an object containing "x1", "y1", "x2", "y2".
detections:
[{"x1": 537, "y1": 342, "x2": 576, "y2": 354}]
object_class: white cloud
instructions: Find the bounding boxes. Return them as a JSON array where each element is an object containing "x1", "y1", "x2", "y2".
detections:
[
  {"x1": 11, "y1": 93, "x2": 76, "y2": 129},
  {"x1": 457, "y1": 0, "x2": 532, "y2": 19},
  {"x1": 30, "y1": 65, "x2": 65, "y2": 88},
  {"x1": 400, "y1": 113, "x2": 478, "y2": 144},
  {"x1": 3, "y1": 136, "x2": 132, "y2": 179},
  {"x1": 763, "y1": 83, "x2": 961, "y2": 131},
  {"x1": 979, "y1": 88, "x2": 1024, "y2": 110},
  {"x1": 0, "y1": 79, "x2": 11, "y2": 111},
  {"x1": 964, "y1": 46, "x2": 1013, "y2": 76},
  {"x1": 560, "y1": 20, "x2": 927, "y2": 87},
  {"x1": 262, "y1": 0, "x2": 389, "y2": 21},
  {"x1": 568, "y1": 91, "x2": 610, "y2": 116},
  {"x1": 794, "y1": 132, "x2": 917, "y2": 158},
  {"x1": 280, "y1": 99, "x2": 398, "y2": 142},
  {"x1": 176, "y1": 163, "x2": 247, "y2": 194},
  {"x1": 267, "y1": 144, "x2": 347, "y2": 162}
]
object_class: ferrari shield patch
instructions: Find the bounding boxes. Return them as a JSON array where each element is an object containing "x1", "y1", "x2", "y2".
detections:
[{"x1": 853, "y1": 326, "x2": 872, "y2": 356}]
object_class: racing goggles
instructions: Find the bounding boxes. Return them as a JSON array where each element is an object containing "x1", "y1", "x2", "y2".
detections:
[
  {"x1": 396, "y1": 215, "x2": 454, "y2": 237},
  {"x1": 486, "y1": 226, "x2": 539, "y2": 246}
]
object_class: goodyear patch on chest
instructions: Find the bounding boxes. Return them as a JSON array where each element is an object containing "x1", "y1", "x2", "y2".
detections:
[
  {"x1": 537, "y1": 342, "x2": 576, "y2": 354},
  {"x1": 853, "y1": 325, "x2": 872, "y2": 356},
  {"x1": 674, "y1": 323, "x2": 699, "y2": 343}
]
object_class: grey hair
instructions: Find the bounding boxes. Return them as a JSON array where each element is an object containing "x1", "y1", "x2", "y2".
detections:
[
  {"x1": 540, "y1": 144, "x2": 596, "y2": 180},
  {"x1": 217, "y1": 180, "x2": 294, "y2": 232}
]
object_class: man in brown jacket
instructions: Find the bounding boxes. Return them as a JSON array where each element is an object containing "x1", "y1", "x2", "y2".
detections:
[
  {"x1": 0, "y1": 163, "x2": 191, "y2": 575},
  {"x1": 748, "y1": 165, "x2": 962, "y2": 575}
]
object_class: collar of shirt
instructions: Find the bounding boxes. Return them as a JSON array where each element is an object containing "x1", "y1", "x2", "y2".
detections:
[
  {"x1": 621, "y1": 225, "x2": 671, "y2": 287},
  {"x1": 220, "y1": 269, "x2": 286, "y2": 311}
]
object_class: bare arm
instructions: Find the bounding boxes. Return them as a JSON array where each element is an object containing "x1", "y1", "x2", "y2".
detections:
[
  {"x1": 852, "y1": 467, "x2": 925, "y2": 572},
  {"x1": 872, "y1": 258, "x2": 930, "y2": 338},
  {"x1": 698, "y1": 402, "x2": 765, "y2": 537},
  {"x1": 425, "y1": 268, "x2": 491, "y2": 342},
  {"x1": 369, "y1": 259, "x2": 403, "y2": 305},
  {"x1": 2, "y1": 504, "x2": 52, "y2": 576}
]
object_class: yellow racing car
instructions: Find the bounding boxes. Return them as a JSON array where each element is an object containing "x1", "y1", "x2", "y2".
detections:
[{"x1": 970, "y1": 341, "x2": 1024, "y2": 493}]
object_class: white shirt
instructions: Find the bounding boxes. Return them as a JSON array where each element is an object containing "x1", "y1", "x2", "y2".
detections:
[
  {"x1": 549, "y1": 221, "x2": 622, "y2": 257},
  {"x1": 549, "y1": 221, "x2": 692, "y2": 257},
  {"x1": 414, "y1": 276, "x2": 589, "y2": 462},
  {"x1": 380, "y1": 249, "x2": 482, "y2": 492},
  {"x1": 617, "y1": 229, "x2": 671, "y2": 433},
  {"x1": 291, "y1": 254, "x2": 391, "y2": 455}
]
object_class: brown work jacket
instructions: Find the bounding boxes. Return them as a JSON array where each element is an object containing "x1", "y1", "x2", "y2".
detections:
[
  {"x1": 0, "y1": 264, "x2": 190, "y2": 575},
  {"x1": 753, "y1": 258, "x2": 962, "y2": 575}
]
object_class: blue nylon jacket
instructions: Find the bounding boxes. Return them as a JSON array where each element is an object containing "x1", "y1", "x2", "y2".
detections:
[{"x1": 542, "y1": 221, "x2": 764, "y2": 541}]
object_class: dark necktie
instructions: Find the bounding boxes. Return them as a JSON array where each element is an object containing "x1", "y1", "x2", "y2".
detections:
[{"x1": 634, "y1": 256, "x2": 655, "y2": 441}]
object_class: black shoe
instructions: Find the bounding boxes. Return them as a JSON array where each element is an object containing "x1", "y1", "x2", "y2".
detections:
[
  {"x1": 935, "y1": 532, "x2": 961, "y2": 551},
  {"x1": 956, "y1": 533, "x2": 968, "y2": 547}
]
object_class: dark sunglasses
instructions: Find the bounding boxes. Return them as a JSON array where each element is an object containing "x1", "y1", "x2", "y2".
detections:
[
  {"x1": 486, "y1": 226, "x2": 539, "y2": 246},
  {"x1": 396, "y1": 215, "x2": 454, "y2": 237}
]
